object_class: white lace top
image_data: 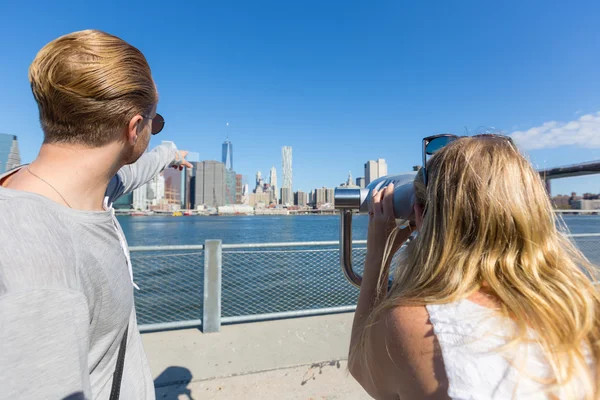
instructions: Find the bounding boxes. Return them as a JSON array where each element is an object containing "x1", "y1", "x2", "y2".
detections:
[{"x1": 426, "y1": 299, "x2": 590, "y2": 399}]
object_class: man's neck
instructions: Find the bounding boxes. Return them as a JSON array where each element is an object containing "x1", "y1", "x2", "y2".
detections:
[{"x1": 6, "y1": 142, "x2": 124, "y2": 211}]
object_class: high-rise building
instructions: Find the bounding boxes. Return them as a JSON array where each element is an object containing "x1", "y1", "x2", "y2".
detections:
[
  {"x1": 187, "y1": 152, "x2": 200, "y2": 162},
  {"x1": 222, "y1": 140, "x2": 233, "y2": 170},
  {"x1": 146, "y1": 173, "x2": 166, "y2": 210},
  {"x1": 236, "y1": 174, "x2": 244, "y2": 204},
  {"x1": 225, "y1": 170, "x2": 237, "y2": 205},
  {"x1": 133, "y1": 183, "x2": 148, "y2": 210},
  {"x1": 249, "y1": 192, "x2": 271, "y2": 208},
  {"x1": 255, "y1": 171, "x2": 263, "y2": 191},
  {"x1": 295, "y1": 191, "x2": 308, "y2": 207},
  {"x1": 378, "y1": 158, "x2": 388, "y2": 177},
  {"x1": 0, "y1": 134, "x2": 21, "y2": 173},
  {"x1": 269, "y1": 165, "x2": 278, "y2": 203},
  {"x1": 281, "y1": 187, "x2": 293, "y2": 206},
  {"x1": 163, "y1": 168, "x2": 182, "y2": 207},
  {"x1": 326, "y1": 188, "x2": 335, "y2": 205},
  {"x1": 184, "y1": 167, "x2": 195, "y2": 209},
  {"x1": 182, "y1": 152, "x2": 200, "y2": 209},
  {"x1": 314, "y1": 187, "x2": 327, "y2": 207},
  {"x1": 356, "y1": 177, "x2": 366, "y2": 188},
  {"x1": 364, "y1": 158, "x2": 388, "y2": 185},
  {"x1": 340, "y1": 171, "x2": 358, "y2": 188},
  {"x1": 242, "y1": 183, "x2": 249, "y2": 205},
  {"x1": 192, "y1": 161, "x2": 226, "y2": 208},
  {"x1": 364, "y1": 160, "x2": 377, "y2": 185},
  {"x1": 282, "y1": 146, "x2": 292, "y2": 191},
  {"x1": 113, "y1": 192, "x2": 133, "y2": 210}
]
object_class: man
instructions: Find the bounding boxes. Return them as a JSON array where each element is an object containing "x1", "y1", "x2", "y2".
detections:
[{"x1": 0, "y1": 30, "x2": 191, "y2": 399}]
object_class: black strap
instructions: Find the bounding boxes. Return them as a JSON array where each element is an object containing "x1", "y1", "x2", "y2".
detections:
[{"x1": 109, "y1": 326, "x2": 129, "y2": 400}]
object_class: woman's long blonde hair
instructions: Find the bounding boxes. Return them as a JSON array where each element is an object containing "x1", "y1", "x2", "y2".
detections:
[{"x1": 352, "y1": 137, "x2": 600, "y2": 398}]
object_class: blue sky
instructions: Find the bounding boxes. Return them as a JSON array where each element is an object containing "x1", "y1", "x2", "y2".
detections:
[{"x1": 1, "y1": 0, "x2": 600, "y2": 195}]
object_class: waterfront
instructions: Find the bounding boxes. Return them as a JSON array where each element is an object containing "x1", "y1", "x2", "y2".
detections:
[{"x1": 119, "y1": 214, "x2": 600, "y2": 247}]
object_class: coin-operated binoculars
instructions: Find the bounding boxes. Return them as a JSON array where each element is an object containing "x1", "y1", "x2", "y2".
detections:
[{"x1": 334, "y1": 173, "x2": 417, "y2": 287}]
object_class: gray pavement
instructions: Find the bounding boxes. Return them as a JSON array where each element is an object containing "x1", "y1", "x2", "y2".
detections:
[{"x1": 142, "y1": 312, "x2": 371, "y2": 399}]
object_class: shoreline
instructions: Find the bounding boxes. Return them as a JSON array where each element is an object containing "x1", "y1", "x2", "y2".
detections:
[{"x1": 114, "y1": 211, "x2": 600, "y2": 217}]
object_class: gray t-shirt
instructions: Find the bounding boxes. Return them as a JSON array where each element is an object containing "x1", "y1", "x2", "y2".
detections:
[{"x1": 0, "y1": 144, "x2": 178, "y2": 399}]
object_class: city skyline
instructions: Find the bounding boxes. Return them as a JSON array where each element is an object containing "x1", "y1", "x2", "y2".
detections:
[{"x1": 2, "y1": 132, "x2": 597, "y2": 199}]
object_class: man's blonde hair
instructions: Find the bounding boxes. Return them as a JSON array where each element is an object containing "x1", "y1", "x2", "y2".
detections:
[{"x1": 29, "y1": 30, "x2": 157, "y2": 146}]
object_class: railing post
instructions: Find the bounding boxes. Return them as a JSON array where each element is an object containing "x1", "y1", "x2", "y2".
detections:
[{"x1": 203, "y1": 240, "x2": 222, "y2": 333}]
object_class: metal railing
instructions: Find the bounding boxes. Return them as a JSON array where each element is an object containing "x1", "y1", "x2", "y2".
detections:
[{"x1": 131, "y1": 233, "x2": 600, "y2": 333}]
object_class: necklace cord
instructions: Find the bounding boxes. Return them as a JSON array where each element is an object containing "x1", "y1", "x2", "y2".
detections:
[{"x1": 26, "y1": 165, "x2": 73, "y2": 209}]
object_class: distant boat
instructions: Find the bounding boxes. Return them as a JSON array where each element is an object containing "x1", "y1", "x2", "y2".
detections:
[
  {"x1": 131, "y1": 210, "x2": 154, "y2": 216},
  {"x1": 183, "y1": 211, "x2": 193, "y2": 216},
  {"x1": 172, "y1": 211, "x2": 183, "y2": 217}
]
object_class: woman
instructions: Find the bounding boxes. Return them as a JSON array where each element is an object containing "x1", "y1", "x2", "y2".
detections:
[{"x1": 349, "y1": 136, "x2": 598, "y2": 399}]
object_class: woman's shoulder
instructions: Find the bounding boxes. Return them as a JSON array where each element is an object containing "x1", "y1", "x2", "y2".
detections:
[{"x1": 374, "y1": 305, "x2": 450, "y2": 398}]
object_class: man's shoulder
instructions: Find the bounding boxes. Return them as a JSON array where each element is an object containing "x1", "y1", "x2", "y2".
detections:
[{"x1": 0, "y1": 191, "x2": 90, "y2": 294}]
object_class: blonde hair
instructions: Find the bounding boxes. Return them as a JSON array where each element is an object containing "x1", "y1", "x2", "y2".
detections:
[
  {"x1": 351, "y1": 137, "x2": 599, "y2": 398},
  {"x1": 29, "y1": 30, "x2": 157, "y2": 146}
]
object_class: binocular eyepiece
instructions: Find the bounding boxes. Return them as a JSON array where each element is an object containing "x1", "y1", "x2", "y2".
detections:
[{"x1": 334, "y1": 173, "x2": 418, "y2": 287}]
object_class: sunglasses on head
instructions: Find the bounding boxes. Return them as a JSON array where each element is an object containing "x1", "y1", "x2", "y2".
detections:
[
  {"x1": 141, "y1": 113, "x2": 165, "y2": 135},
  {"x1": 422, "y1": 133, "x2": 514, "y2": 186}
]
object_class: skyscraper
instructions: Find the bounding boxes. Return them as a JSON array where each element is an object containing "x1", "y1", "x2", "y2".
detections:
[
  {"x1": 326, "y1": 188, "x2": 335, "y2": 205},
  {"x1": 222, "y1": 140, "x2": 233, "y2": 170},
  {"x1": 163, "y1": 168, "x2": 182, "y2": 207},
  {"x1": 356, "y1": 177, "x2": 366, "y2": 188},
  {"x1": 0, "y1": 134, "x2": 21, "y2": 173},
  {"x1": 269, "y1": 165, "x2": 278, "y2": 203},
  {"x1": 112, "y1": 192, "x2": 133, "y2": 210},
  {"x1": 364, "y1": 160, "x2": 377, "y2": 185},
  {"x1": 281, "y1": 187, "x2": 293, "y2": 206},
  {"x1": 364, "y1": 158, "x2": 388, "y2": 185},
  {"x1": 282, "y1": 146, "x2": 292, "y2": 192},
  {"x1": 182, "y1": 151, "x2": 200, "y2": 209},
  {"x1": 225, "y1": 169, "x2": 237, "y2": 205},
  {"x1": 378, "y1": 158, "x2": 388, "y2": 177},
  {"x1": 314, "y1": 187, "x2": 327, "y2": 207},
  {"x1": 192, "y1": 161, "x2": 226, "y2": 208},
  {"x1": 132, "y1": 184, "x2": 147, "y2": 210},
  {"x1": 295, "y1": 191, "x2": 308, "y2": 207},
  {"x1": 235, "y1": 174, "x2": 244, "y2": 204}
]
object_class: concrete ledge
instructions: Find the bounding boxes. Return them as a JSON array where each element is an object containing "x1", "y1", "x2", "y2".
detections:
[{"x1": 142, "y1": 312, "x2": 369, "y2": 399}]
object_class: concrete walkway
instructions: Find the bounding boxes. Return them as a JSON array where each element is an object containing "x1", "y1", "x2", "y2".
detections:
[{"x1": 142, "y1": 312, "x2": 370, "y2": 399}]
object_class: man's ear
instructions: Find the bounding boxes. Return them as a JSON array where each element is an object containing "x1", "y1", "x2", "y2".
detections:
[{"x1": 126, "y1": 115, "x2": 144, "y2": 145}]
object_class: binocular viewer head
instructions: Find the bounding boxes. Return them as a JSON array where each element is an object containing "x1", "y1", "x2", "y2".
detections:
[
  {"x1": 333, "y1": 172, "x2": 418, "y2": 288},
  {"x1": 334, "y1": 172, "x2": 418, "y2": 220}
]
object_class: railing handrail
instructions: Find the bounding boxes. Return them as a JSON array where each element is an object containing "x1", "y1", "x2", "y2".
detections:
[
  {"x1": 130, "y1": 244, "x2": 204, "y2": 252},
  {"x1": 133, "y1": 233, "x2": 599, "y2": 333},
  {"x1": 129, "y1": 235, "x2": 599, "y2": 252}
]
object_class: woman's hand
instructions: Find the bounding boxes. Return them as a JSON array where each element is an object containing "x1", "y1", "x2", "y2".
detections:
[{"x1": 367, "y1": 183, "x2": 413, "y2": 263}]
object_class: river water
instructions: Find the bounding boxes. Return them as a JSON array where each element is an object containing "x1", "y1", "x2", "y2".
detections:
[{"x1": 118, "y1": 214, "x2": 600, "y2": 246}]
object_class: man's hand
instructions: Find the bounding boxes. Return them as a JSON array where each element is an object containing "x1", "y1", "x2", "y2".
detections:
[{"x1": 172, "y1": 150, "x2": 194, "y2": 171}]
